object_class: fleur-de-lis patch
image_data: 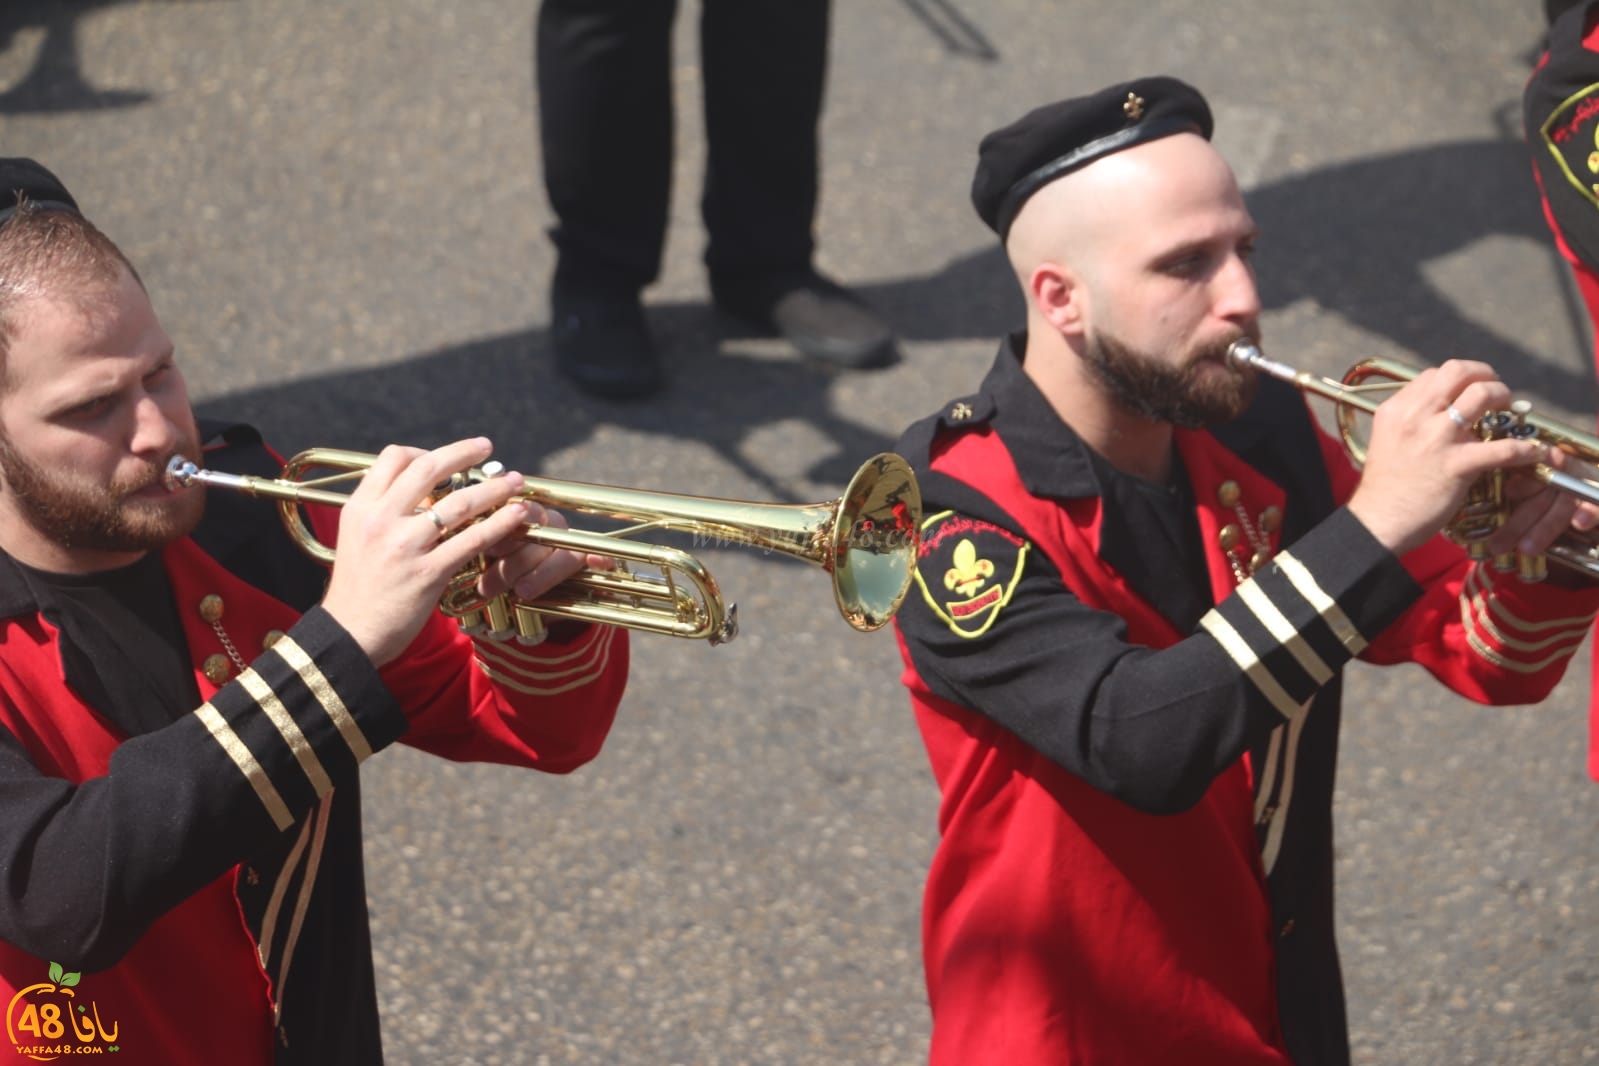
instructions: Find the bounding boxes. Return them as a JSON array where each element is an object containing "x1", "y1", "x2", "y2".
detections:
[
  {"x1": 943, "y1": 539, "x2": 995, "y2": 597},
  {"x1": 913, "y1": 511, "x2": 1028, "y2": 638}
]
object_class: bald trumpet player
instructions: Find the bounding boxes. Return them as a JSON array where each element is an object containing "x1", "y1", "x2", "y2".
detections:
[
  {"x1": 890, "y1": 76, "x2": 1599, "y2": 1066},
  {"x1": 0, "y1": 158, "x2": 630, "y2": 1063}
]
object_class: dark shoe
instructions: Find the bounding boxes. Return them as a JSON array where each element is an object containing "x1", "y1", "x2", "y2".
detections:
[
  {"x1": 550, "y1": 281, "x2": 663, "y2": 400},
  {"x1": 712, "y1": 269, "x2": 898, "y2": 369}
]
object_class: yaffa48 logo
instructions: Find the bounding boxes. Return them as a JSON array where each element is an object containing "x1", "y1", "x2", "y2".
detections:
[{"x1": 6, "y1": 961, "x2": 121, "y2": 1060}]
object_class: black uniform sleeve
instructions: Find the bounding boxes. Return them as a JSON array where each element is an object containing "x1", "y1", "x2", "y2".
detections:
[
  {"x1": 0, "y1": 607, "x2": 407, "y2": 970},
  {"x1": 898, "y1": 482, "x2": 1424, "y2": 815}
]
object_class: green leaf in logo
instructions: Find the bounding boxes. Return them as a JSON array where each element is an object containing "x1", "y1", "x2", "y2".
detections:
[
  {"x1": 48, "y1": 961, "x2": 62, "y2": 983},
  {"x1": 59, "y1": 972, "x2": 80, "y2": 987}
]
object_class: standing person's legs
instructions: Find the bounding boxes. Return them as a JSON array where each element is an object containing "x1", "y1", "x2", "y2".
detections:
[
  {"x1": 537, "y1": 0, "x2": 677, "y2": 397},
  {"x1": 699, "y1": 0, "x2": 826, "y2": 279},
  {"x1": 700, "y1": 0, "x2": 896, "y2": 368}
]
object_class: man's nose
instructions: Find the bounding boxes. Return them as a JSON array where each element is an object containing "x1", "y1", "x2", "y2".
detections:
[
  {"x1": 129, "y1": 395, "x2": 180, "y2": 457},
  {"x1": 1213, "y1": 254, "x2": 1262, "y2": 325}
]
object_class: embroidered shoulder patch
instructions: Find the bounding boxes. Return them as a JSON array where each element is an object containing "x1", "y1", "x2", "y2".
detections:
[
  {"x1": 912, "y1": 510, "x2": 1029, "y2": 638},
  {"x1": 1539, "y1": 81, "x2": 1599, "y2": 208}
]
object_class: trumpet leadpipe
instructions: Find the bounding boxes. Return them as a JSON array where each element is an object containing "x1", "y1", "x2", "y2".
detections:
[
  {"x1": 1225, "y1": 339, "x2": 1385, "y2": 415},
  {"x1": 164, "y1": 456, "x2": 350, "y2": 510}
]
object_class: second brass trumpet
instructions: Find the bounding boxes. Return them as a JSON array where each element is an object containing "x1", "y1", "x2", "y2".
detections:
[
  {"x1": 1225, "y1": 339, "x2": 1599, "y2": 581},
  {"x1": 165, "y1": 449, "x2": 923, "y2": 645}
]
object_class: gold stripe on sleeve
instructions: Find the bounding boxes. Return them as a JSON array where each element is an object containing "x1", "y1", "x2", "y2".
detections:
[
  {"x1": 195, "y1": 703, "x2": 294, "y2": 830},
  {"x1": 476, "y1": 655, "x2": 615, "y2": 697},
  {"x1": 272, "y1": 637, "x2": 375, "y2": 763},
  {"x1": 237, "y1": 670, "x2": 333, "y2": 799},
  {"x1": 1236, "y1": 579, "x2": 1334, "y2": 685},
  {"x1": 1465, "y1": 627, "x2": 1586, "y2": 673},
  {"x1": 1465, "y1": 566, "x2": 1596, "y2": 632},
  {"x1": 1461, "y1": 592, "x2": 1592, "y2": 654},
  {"x1": 488, "y1": 629, "x2": 610, "y2": 666},
  {"x1": 1199, "y1": 610, "x2": 1302, "y2": 718},
  {"x1": 475, "y1": 625, "x2": 619, "y2": 693},
  {"x1": 1274, "y1": 551, "x2": 1368, "y2": 654}
]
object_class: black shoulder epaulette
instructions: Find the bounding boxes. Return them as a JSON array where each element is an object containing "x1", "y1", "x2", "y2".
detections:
[
  {"x1": 895, "y1": 393, "x2": 995, "y2": 469},
  {"x1": 936, "y1": 393, "x2": 995, "y2": 430}
]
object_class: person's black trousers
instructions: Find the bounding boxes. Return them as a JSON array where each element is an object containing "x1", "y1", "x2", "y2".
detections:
[{"x1": 536, "y1": 0, "x2": 831, "y2": 292}]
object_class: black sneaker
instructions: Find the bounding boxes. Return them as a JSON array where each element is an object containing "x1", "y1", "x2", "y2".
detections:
[
  {"x1": 550, "y1": 280, "x2": 663, "y2": 400},
  {"x1": 712, "y1": 269, "x2": 898, "y2": 369}
]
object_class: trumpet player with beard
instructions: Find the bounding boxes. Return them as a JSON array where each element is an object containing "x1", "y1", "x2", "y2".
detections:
[
  {"x1": 0, "y1": 158, "x2": 629, "y2": 1065},
  {"x1": 891, "y1": 77, "x2": 1599, "y2": 1066}
]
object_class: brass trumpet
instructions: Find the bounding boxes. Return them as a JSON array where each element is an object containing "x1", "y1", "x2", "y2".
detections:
[
  {"x1": 164, "y1": 448, "x2": 923, "y2": 645},
  {"x1": 1226, "y1": 340, "x2": 1599, "y2": 581}
]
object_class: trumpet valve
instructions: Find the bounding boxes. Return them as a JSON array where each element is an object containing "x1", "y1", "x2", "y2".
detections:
[
  {"x1": 1478, "y1": 410, "x2": 1515, "y2": 442},
  {"x1": 455, "y1": 608, "x2": 490, "y2": 638},
  {"x1": 1518, "y1": 552, "x2": 1549, "y2": 584},
  {"x1": 481, "y1": 594, "x2": 515, "y2": 641},
  {"x1": 1448, "y1": 498, "x2": 1502, "y2": 561},
  {"x1": 512, "y1": 603, "x2": 549, "y2": 646}
]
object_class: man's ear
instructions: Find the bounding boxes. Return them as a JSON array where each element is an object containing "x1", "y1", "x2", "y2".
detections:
[{"x1": 1029, "y1": 261, "x2": 1086, "y2": 337}]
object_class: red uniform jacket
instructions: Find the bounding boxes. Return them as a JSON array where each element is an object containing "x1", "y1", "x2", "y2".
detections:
[
  {"x1": 0, "y1": 424, "x2": 629, "y2": 1064},
  {"x1": 894, "y1": 339, "x2": 1598, "y2": 1066}
]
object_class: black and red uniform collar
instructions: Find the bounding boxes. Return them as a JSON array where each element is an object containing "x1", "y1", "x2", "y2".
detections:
[{"x1": 925, "y1": 332, "x2": 1276, "y2": 502}]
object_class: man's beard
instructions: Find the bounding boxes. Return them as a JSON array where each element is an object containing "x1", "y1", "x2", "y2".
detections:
[
  {"x1": 0, "y1": 438, "x2": 205, "y2": 556},
  {"x1": 1082, "y1": 329, "x2": 1260, "y2": 429}
]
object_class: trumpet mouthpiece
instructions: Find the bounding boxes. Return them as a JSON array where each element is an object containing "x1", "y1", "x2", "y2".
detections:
[
  {"x1": 164, "y1": 455, "x2": 199, "y2": 490},
  {"x1": 1226, "y1": 338, "x2": 1262, "y2": 368}
]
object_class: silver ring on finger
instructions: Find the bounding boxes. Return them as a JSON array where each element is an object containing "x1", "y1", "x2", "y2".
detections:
[
  {"x1": 417, "y1": 505, "x2": 448, "y2": 537},
  {"x1": 1444, "y1": 405, "x2": 1472, "y2": 432}
]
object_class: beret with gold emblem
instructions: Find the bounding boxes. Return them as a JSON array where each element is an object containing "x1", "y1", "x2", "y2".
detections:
[{"x1": 971, "y1": 75, "x2": 1214, "y2": 239}]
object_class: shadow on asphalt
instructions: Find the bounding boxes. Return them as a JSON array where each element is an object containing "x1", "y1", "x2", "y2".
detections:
[
  {"x1": 0, "y1": 1, "x2": 227, "y2": 114},
  {"x1": 6, "y1": 11, "x2": 1589, "y2": 465},
  {"x1": 198, "y1": 130, "x2": 1597, "y2": 493},
  {"x1": 195, "y1": 310, "x2": 909, "y2": 502}
]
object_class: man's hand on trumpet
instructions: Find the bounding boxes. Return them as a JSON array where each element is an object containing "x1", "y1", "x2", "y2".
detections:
[
  {"x1": 1346, "y1": 360, "x2": 1564, "y2": 558},
  {"x1": 320, "y1": 438, "x2": 604, "y2": 666},
  {"x1": 1486, "y1": 445, "x2": 1599, "y2": 584},
  {"x1": 474, "y1": 491, "x2": 617, "y2": 606}
]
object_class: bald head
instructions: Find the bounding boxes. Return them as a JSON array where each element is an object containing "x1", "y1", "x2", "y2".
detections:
[{"x1": 1005, "y1": 132, "x2": 1248, "y2": 288}]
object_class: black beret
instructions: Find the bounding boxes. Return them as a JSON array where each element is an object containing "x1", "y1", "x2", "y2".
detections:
[
  {"x1": 1525, "y1": 1, "x2": 1599, "y2": 269},
  {"x1": 971, "y1": 76, "x2": 1214, "y2": 238},
  {"x1": 0, "y1": 158, "x2": 80, "y2": 225}
]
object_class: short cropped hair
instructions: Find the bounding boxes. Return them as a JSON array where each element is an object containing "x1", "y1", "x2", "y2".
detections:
[{"x1": 0, "y1": 198, "x2": 141, "y2": 388}]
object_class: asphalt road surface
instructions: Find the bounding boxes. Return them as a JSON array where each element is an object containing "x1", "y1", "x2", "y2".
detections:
[{"x1": 2, "y1": 1, "x2": 1596, "y2": 1063}]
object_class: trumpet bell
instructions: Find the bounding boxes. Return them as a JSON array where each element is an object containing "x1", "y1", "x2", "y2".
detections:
[{"x1": 831, "y1": 453, "x2": 922, "y2": 632}]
